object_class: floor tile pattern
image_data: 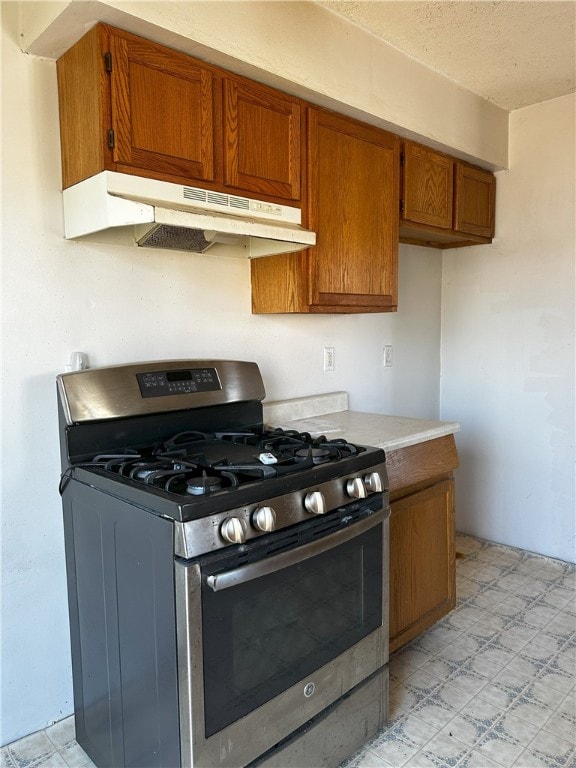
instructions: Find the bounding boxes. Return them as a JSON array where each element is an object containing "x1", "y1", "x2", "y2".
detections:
[{"x1": 2, "y1": 534, "x2": 574, "y2": 768}]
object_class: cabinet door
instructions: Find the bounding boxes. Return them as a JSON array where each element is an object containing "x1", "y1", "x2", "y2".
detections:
[
  {"x1": 454, "y1": 162, "x2": 496, "y2": 238},
  {"x1": 307, "y1": 108, "x2": 399, "y2": 310},
  {"x1": 389, "y1": 479, "x2": 456, "y2": 652},
  {"x1": 109, "y1": 33, "x2": 215, "y2": 182},
  {"x1": 223, "y1": 78, "x2": 302, "y2": 202},
  {"x1": 402, "y1": 141, "x2": 453, "y2": 229}
]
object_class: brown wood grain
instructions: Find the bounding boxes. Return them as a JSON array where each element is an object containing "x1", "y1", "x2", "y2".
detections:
[
  {"x1": 56, "y1": 25, "x2": 110, "y2": 189},
  {"x1": 109, "y1": 31, "x2": 215, "y2": 182},
  {"x1": 399, "y1": 140, "x2": 495, "y2": 248},
  {"x1": 386, "y1": 434, "x2": 459, "y2": 499},
  {"x1": 454, "y1": 161, "x2": 496, "y2": 238},
  {"x1": 308, "y1": 108, "x2": 399, "y2": 308},
  {"x1": 252, "y1": 106, "x2": 400, "y2": 314},
  {"x1": 223, "y1": 77, "x2": 302, "y2": 202},
  {"x1": 402, "y1": 141, "x2": 453, "y2": 229},
  {"x1": 389, "y1": 478, "x2": 456, "y2": 652}
]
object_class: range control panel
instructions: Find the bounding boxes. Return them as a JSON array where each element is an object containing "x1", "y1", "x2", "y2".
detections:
[{"x1": 137, "y1": 368, "x2": 222, "y2": 397}]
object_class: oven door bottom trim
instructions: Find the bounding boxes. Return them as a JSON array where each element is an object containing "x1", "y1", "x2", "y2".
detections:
[{"x1": 251, "y1": 665, "x2": 389, "y2": 768}]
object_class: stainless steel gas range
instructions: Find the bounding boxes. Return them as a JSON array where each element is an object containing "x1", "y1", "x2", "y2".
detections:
[{"x1": 57, "y1": 360, "x2": 390, "y2": 768}]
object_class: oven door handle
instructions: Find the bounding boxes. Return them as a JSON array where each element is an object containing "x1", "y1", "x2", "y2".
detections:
[{"x1": 205, "y1": 506, "x2": 389, "y2": 592}]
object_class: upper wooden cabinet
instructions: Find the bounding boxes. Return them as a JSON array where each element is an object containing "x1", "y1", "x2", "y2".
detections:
[
  {"x1": 251, "y1": 107, "x2": 400, "y2": 314},
  {"x1": 56, "y1": 24, "x2": 304, "y2": 207},
  {"x1": 222, "y1": 78, "x2": 302, "y2": 202},
  {"x1": 400, "y1": 140, "x2": 495, "y2": 248},
  {"x1": 402, "y1": 142, "x2": 454, "y2": 230},
  {"x1": 454, "y1": 162, "x2": 496, "y2": 238},
  {"x1": 108, "y1": 31, "x2": 216, "y2": 185}
]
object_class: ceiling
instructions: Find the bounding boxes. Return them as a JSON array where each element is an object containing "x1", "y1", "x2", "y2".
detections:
[{"x1": 316, "y1": 1, "x2": 576, "y2": 111}]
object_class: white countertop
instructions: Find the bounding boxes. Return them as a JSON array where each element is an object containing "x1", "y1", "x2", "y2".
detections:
[{"x1": 263, "y1": 392, "x2": 460, "y2": 452}]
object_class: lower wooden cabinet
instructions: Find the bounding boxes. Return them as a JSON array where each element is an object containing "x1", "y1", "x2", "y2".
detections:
[
  {"x1": 389, "y1": 479, "x2": 456, "y2": 652},
  {"x1": 385, "y1": 434, "x2": 459, "y2": 652}
]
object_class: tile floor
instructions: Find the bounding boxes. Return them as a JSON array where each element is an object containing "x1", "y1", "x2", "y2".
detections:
[{"x1": 2, "y1": 534, "x2": 574, "y2": 768}]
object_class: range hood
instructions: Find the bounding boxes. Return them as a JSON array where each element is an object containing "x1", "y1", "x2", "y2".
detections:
[{"x1": 62, "y1": 171, "x2": 316, "y2": 258}]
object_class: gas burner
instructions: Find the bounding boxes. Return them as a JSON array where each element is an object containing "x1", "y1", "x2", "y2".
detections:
[
  {"x1": 294, "y1": 447, "x2": 332, "y2": 464},
  {"x1": 187, "y1": 474, "x2": 223, "y2": 496},
  {"x1": 185, "y1": 469, "x2": 240, "y2": 496},
  {"x1": 131, "y1": 461, "x2": 172, "y2": 480}
]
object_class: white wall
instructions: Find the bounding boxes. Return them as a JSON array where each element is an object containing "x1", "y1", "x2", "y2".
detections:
[
  {"x1": 440, "y1": 93, "x2": 575, "y2": 563},
  {"x1": 1, "y1": 4, "x2": 443, "y2": 744}
]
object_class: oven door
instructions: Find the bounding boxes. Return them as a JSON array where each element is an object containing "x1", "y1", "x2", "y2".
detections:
[{"x1": 175, "y1": 497, "x2": 389, "y2": 768}]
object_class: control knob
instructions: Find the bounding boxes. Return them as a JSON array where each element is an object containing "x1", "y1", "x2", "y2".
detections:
[
  {"x1": 220, "y1": 516, "x2": 248, "y2": 544},
  {"x1": 346, "y1": 477, "x2": 367, "y2": 499},
  {"x1": 252, "y1": 506, "x2": 276, "y2": 532},
  {"x1": 364, "y1": 471, "x2": 383, "y2": 493},
  {"x1": 304, "y1": 490, "x2": 326, "y2": 515}
]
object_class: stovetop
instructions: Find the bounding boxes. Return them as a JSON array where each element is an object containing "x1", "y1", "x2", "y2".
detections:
[
  {"x1": 95, "y1": 428, "x2": 363, "y2": 489},
  {"x1": 63, "y1": 426, "x2": 386, "y2": 522}
]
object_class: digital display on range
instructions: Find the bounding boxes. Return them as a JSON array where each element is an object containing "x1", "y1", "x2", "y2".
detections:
[
  {"x1": 166, "y1": 370, "x2": 193, "y2": 382},
  {"x1": 137, "y1": 368, "x2": 221, "y2": 397}
]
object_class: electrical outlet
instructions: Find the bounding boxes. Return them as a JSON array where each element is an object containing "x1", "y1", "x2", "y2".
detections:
[
  {"x1": 323, "y1": 346, "x2": 335, "y2": 372},
  {"x1": 383, "y1": 345, "x2": 393, "y2": 367}
]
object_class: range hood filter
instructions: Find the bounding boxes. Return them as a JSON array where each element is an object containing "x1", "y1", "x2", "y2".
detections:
[{"x1": 138, "y1": 224, "x2": 213, "y2": 252}]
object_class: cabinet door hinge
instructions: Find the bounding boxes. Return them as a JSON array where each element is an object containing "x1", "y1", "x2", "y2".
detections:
[
  {"x1": 104, "y1": 52, "x2": 112, "y2": 72},
  {"x1": 400, "y1": 199, "x2": 404, "y2": 213},
  {"x1": 400, "y1": 151, "x2": 405, "y2": 166},
  {"x1": 107, "y1": 129, "x2": 115, "y2": 150}
]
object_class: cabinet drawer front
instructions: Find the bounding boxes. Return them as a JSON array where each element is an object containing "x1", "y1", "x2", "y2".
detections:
[
  {"x1": 403, "y1": 142, "x2": 454, "y2": 229},
  {"x1": 387, "y1": 435, "x2": 459, "y2": 497},
  {"x1": 223, "y1": 79, "x2": 302, "y2": 202},
  {"x1": 110, "y1": 34, "x2": 215, "y2": 182},
  {"x1": 454, "y1": 163, "x2": 496, "y2": 238}
]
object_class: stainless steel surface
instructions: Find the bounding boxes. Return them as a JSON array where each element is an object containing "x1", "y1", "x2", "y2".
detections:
[
  {"x1": 206, "y1": 507, "x2": 387, "y2": 593},
  {"x1": 364, "y1": 471, "x2": 383, "y2": 493},
  {"x1": 173, "y1": 462, "x2": 387, "y2": 558},
  {"x1": 252, "y1": 506, "x2": 276, "y2": 532},
  {"x1": 252, "y1": 667, "x2": 389, "y2": 768},
  {"x1": 346, "y1": 477, "x2": 368, "y2": 499},
  {"x1": 175, "y1": 561, "x2": 203, "y2": 768},
  {"x1": 175, "y1": 508, "x2": 389, "y2": 768},
  {"x1": 220, "y1": 517, "x2": 248, "y2": 545},
  {"x1": 304, "y1": 490, "x2": 326, "y2": 515},
  {"x1": 57, "y1": 359, "x2": 266, "y2": 424}
]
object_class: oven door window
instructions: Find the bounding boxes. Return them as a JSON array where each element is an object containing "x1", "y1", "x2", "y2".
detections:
[{"x1": 201, "y1": 522, "x2": 383, "y2": 737}]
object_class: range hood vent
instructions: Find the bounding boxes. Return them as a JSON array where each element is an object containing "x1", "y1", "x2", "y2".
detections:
[
  {"x1": 138, "y1": 224, "x2": 215, "y2": 252},
  {"x1": 62, "y1": 172, "x2": 316, "y2": 258}
]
